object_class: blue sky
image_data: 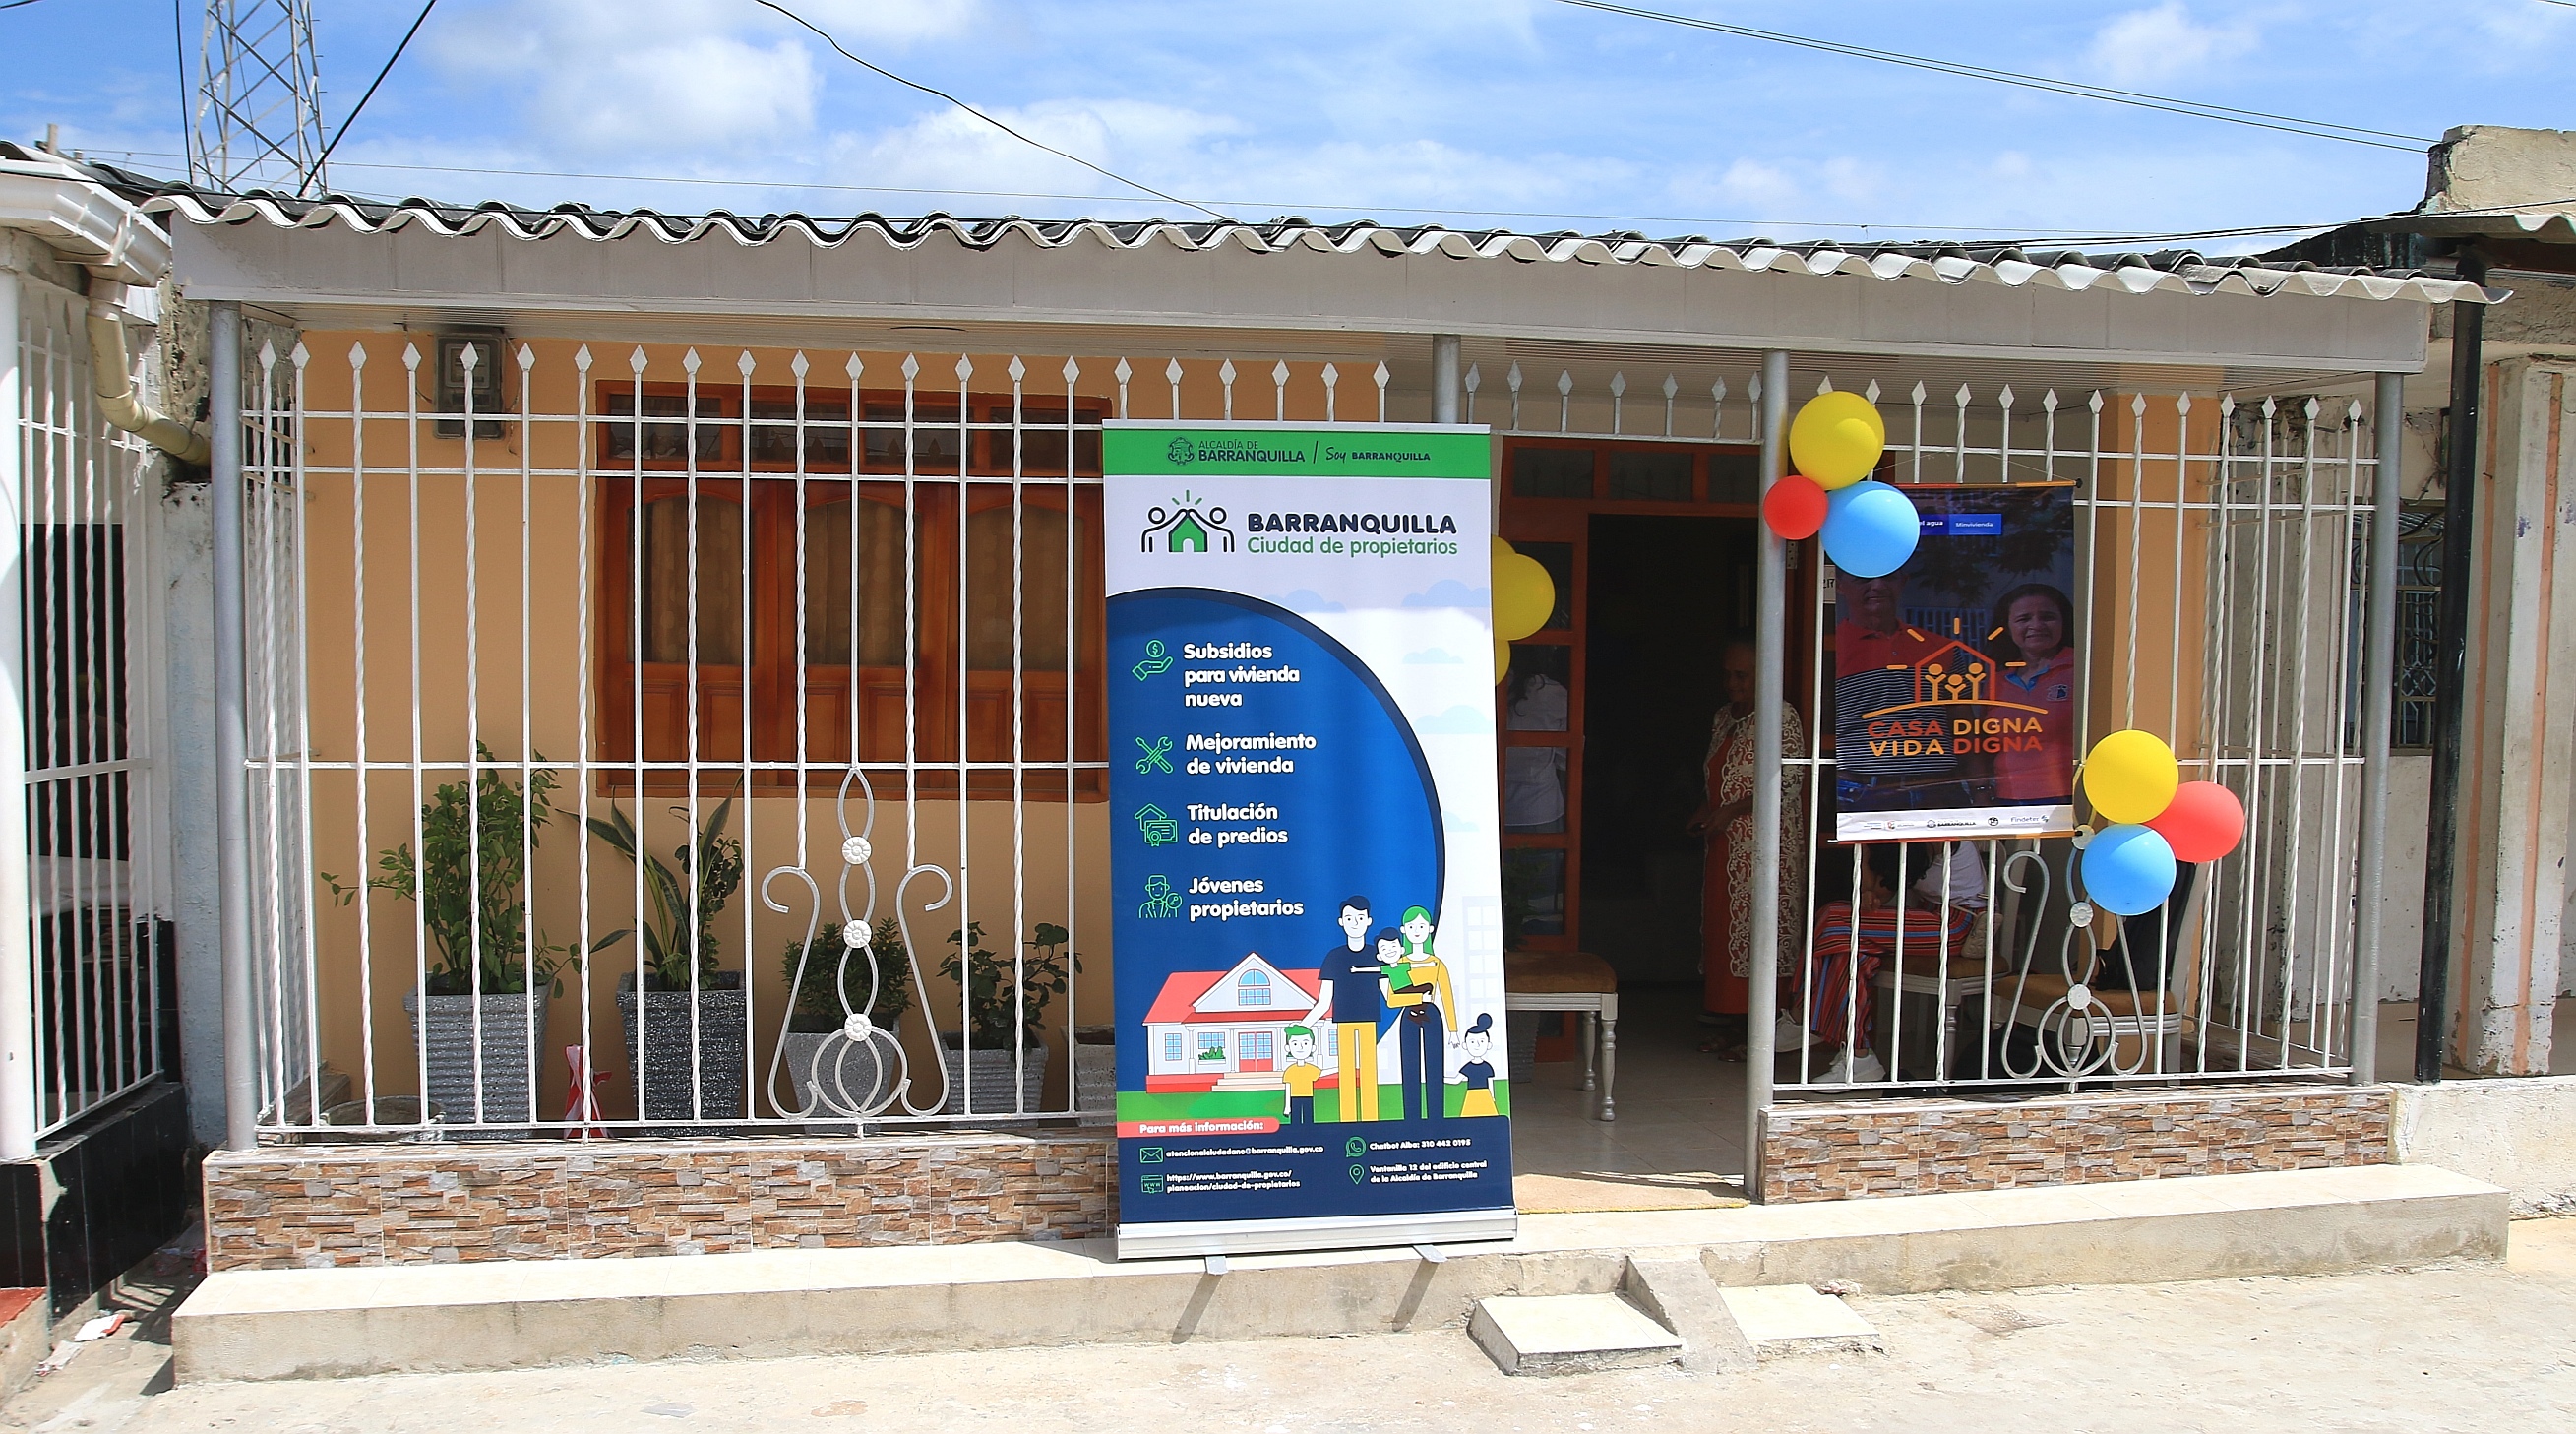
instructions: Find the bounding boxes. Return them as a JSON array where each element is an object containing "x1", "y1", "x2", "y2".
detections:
[{"x1": 6, "y1": 1, "x2": 2572, "y2": 248}]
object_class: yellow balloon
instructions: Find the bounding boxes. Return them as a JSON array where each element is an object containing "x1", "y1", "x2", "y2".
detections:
[
  {"x1": 1790, "y1": 392, "x2": 1887, "y2": 489},
  {"x1": 1494, "y1": 634, "x2": 1512, "y2": 685},
  {"x1": 1494, "y1": 552, "x2": 1556, "y2": 641},
  {"x1": 2083, "y1": 729, "x2": 2180, "y2": 825},
  {"x1": 1492, "y1": 535, "x2": 1517, "y2": 566}
]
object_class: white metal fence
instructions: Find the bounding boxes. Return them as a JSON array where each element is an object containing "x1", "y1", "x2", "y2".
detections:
[
  {"x1": 8, "y1": 272, "x2": 176, "y2": 1140},
  {"x1": 240, "y1": 333, "x2": 1429, "y2": 1138},
  {"x1": 1780, "y1": 382, "x2": 2374, "y2": 1090},
  {"x1": 236, "y1": 329, "x2": 2380, "y2": 1138},
  {"x1": 1467, "y1": 358, "x2": 2378, "y2": 1091}
]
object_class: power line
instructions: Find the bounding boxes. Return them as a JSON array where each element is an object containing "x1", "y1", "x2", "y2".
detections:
[
  {"x1": 1553, "y1": 0, "x2": 2436, "y2": 153},
  {"x1": 0, "y1": 1, "x2": 52, "y2": 12},
  {"x1": 170, "y1": 1, "x2": 188, "y2": 153},
  {"x1": 310, "y1": 0, "x2": 439, "y2": 181},
  {"x1": 746, "y1": 0, "x2": 1232, "y2": 223}
]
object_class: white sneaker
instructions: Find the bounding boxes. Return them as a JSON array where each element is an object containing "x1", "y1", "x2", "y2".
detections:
[
  {"x1": 1822, "y1": 1047, "x2": 1888, "y2": 1084},
  {"x1": 1774, "y1": 1016, "x2": 1814, "y2": 1052}
]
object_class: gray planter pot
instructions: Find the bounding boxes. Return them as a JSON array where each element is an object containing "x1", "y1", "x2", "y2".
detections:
[
  {"x1": 778, "y1": 1028, "x2": 899, "y2": 1134},
  {"x1": 1073, "y1": 1026, "x2": 1117, "y2": 1126},
  {"x1": 939, "y1": 1038, "x2": 1047, "y2": 1116},
  {"x1": 403, "y1": 989, "x2": 545, "y2": 1140},
  {"x1": 616, "y1": 973, "x2": 748, "y2": 1134}
]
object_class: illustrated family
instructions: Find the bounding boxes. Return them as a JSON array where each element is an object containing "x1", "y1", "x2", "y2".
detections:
[{"x1": 1283, "y1": 895, "x2": 1499, "y2": 1124}]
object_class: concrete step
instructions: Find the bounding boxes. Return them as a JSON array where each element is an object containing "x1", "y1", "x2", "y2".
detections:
[
  {"x1": 1719, "y1": 1284, "x2": 1881, "y2": 1358},
  {"x1": 1469, "y1": 1294, "x2": 1682, "y2": 1375},
  {"x1": 172, "y1": 1163, "x2": 2505, "y2": 1383}
]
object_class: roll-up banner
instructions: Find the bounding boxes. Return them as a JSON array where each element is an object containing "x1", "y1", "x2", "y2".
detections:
[{"x1": 1104, "y1": 422, "x2": 1516, "y2": 1261}]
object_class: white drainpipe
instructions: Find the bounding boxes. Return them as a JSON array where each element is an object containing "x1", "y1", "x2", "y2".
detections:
[{"x1": 85, "y1": 281, "x2": 209, "y2": 466}]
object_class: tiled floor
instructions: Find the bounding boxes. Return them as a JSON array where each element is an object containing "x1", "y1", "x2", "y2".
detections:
[{"x1": 1507, "y1": 984, "x2": 1748, "y2": 1189}]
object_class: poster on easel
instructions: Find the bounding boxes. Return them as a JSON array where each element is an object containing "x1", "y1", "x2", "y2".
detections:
[
  {"x1": 1829, "y1": 481, "x2": 2080, "y2": 841},
  {"x1": 1103, "y1": 422, "x2": 1515, "y2": 1261}
]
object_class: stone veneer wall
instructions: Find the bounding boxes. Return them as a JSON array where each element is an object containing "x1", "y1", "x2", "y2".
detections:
[
  {"x1": 1760, "y1": 1085, "x2": 2392, "y2": 1204},
  {"x1": 204, "y1": 1131, "x2": 1117, "y2": 1270}
]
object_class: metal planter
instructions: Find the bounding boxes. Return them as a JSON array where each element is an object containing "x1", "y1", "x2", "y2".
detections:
[
  {"x1": 1073, "y1": 1026, "x2": 1117, "y2": 1125},
  {"x1": 403, "y1": 989, "x2": 545, "y2": 1140},
  {"x1": 778, "y1": 1029, "x2": 899, "y2": 1135},
  {"x1": 938, "y1": 1038, "x2": 1047, "y2": 1117},
  {"x1": 615, "y1": 973, "x2": 749, "y2": 1134}
]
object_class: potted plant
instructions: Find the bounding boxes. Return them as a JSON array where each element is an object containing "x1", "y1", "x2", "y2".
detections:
[
  {"x1": 934, "y1": 921, "x2": 1074, "y2": 1116},
  {"x1": 588, "y1": 793, "x2": 747, "y2": 1132},
  {"x1": 325, "y1": 743, "x2": 616, "y2": 1139},
  {"x1": 776, "y1": 916, "x2": 913, "y2": 1132}
]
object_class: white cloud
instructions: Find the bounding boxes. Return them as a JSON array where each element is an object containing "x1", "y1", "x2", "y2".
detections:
[
  {"x1": 1815, "y1": 156, "x2": 1881, "y2": 205},
  {"x1": 814, "y1": 96, "x2": 1592, "y2": 221},
  {"x1": 1712, "y1": 158, "x2": 1800, "y2": 212},
  {"x1": 424, "y1": 0, "x2": 982, "y2": 156},
  {"x1": 2086, "y1": 3, "x2": 2259, "y2": 87},
  {"x1": 826, "y1": 98, "x2": 1242, "y2": 198},
  {"x1": 789, "y1": 0, "x2": 984, "y2": 48}
]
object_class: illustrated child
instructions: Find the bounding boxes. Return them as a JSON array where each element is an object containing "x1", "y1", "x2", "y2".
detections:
[
  {"x1": 1304, "y1": 896, "x2": 1383, "y2": 1122},
  {"x1": 1380, "y1": 905, "x2": 1457, "y2": 1121},
  {"x1": 1454, "y1": 1013, "x2": 1499, "y2": 1118},
  {"x1": 1280, "y1": 1026, "x2": 1322, "y2": 1125}
]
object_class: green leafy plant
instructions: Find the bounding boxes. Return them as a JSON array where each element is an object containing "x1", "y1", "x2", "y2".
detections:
[
  {"x1": 935, "y1": 921, "x2": 1076, "y2": 1050},
  {"x1": 323, "y1": 742, "x2": 618, "y2": 996},
  {"x1": 586, "y1": 792, "x2": 745, "y2": 991},
  {"x1": 782, "y1": 916, "x2": 914, "y2": 1033},
  {"x1": 1196, "y1": 1045, "x2": 1227, "y2": 1062}
]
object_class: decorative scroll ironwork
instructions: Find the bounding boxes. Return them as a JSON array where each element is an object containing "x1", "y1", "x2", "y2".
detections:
[{"x1": 760, "y1": 770, "x2": 955, "y2": 1123}]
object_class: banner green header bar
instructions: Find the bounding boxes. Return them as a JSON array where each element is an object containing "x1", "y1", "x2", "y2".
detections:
[{"x1": 1105, "y1": 425, "x2": 1491, "y2": 479}]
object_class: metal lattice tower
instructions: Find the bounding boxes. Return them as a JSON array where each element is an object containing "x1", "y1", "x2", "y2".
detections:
[{"x1": 191, "y1": 0, "x2": 328, "y2": 196}]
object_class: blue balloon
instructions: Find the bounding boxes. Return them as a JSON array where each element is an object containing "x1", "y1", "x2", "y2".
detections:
[
  {"x1": 1820, "y1": 480, "x2": 1920, "y2": 578},
  {"x1": 2082, "y1": 824, "x2": 2177, "y2": 917}
]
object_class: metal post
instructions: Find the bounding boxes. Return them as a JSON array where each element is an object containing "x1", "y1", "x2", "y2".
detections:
[
  {"x1": 2352, "y1": 372, "x2": 2405, "y2": 1086},
  {"x1": 210, "y1": 303, "x2": 258, "y2": 1148},
  {"x1": 1744, "y1": 348, "x2": 1790, "y2": 1198},
  {"x1": 1432, "y1": 336, "x2": 1461, "y2": 425},
  {"x1": 2416, "y1": 254, "x2": 2485, "y2": 1085},
  {"x1": 0, "y1": 269, "x2": 38, "y2": 1162}
]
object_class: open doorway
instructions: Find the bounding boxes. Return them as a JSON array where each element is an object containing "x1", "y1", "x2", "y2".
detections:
[
  {"x1": 1579, "y1": 514, "x2": 1753, "y2": 992},
  {"x1": 1497, "y1": 438, "x2": 1778, "y2": 1204}
]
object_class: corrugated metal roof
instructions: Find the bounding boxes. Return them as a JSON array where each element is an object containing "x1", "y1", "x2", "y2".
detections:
[
  {"x1": 124, "y1": 178, "x2": 2498, "y2": 307},
  {"x1": 2361, "y1": 204, "x2": 2576, "y2": 246}
]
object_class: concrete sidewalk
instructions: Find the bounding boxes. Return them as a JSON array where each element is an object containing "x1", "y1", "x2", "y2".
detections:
[
  {"x1": 47, "y1": 1217, "x2": 2576, "y2": 1433},
  {"x1": 171, "y1": 1164, "x2": 2503, "y2": 1381}
]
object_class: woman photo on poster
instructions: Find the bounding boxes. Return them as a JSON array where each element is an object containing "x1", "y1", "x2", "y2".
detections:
[{"x1": 1990, "y1": 582, "x2": 2078, "y2": 805}]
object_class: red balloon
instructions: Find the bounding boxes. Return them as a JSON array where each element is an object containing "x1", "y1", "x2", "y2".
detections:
[
  {"x1": 1763, "y1": 474, "x2": 1830, "y2": 540},
  {"x1": 2147, "y1": 780, "x2": 2245, "y2": 863}
]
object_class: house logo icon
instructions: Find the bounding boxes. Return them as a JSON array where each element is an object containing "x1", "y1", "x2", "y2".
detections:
[
  {"x1": 1859, "y1": 634, "x2": 2046, "y2": 719},
  {"x1": 1139, "y1": 491, "x2": 1235, "y2": 553},
  {"x1": 1166, "y1": 437, "x2": 1196, "y2": 466}
]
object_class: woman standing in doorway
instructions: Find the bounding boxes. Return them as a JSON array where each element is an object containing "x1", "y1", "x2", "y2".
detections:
[{"x1": 1686, "y1": 635, "x2": 1806, "y2": 1054}]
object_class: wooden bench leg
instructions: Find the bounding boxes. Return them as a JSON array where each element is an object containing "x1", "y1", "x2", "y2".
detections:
[
  {"x1": 1580, "y1": 1012, "x2": 1598, "y2": 1091},
  {"x1": 1596, "y1": 1002, "x2": 1618, "y2": 1122}
]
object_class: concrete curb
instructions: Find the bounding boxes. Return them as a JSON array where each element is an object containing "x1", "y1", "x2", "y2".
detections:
[{"x1": 171, "y1": 1164, "x2": 2505, "y2": 1383}]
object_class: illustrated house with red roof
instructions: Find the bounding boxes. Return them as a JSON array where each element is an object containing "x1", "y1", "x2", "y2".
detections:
[{"x1": 1141, "y1": 953, "x2": 1340, "y2": 1092}]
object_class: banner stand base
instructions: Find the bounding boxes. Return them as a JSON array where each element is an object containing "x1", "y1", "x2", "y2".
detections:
[{"x1": 1116, "y1": 1208, "x2": 1518, "y2": 1262}]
